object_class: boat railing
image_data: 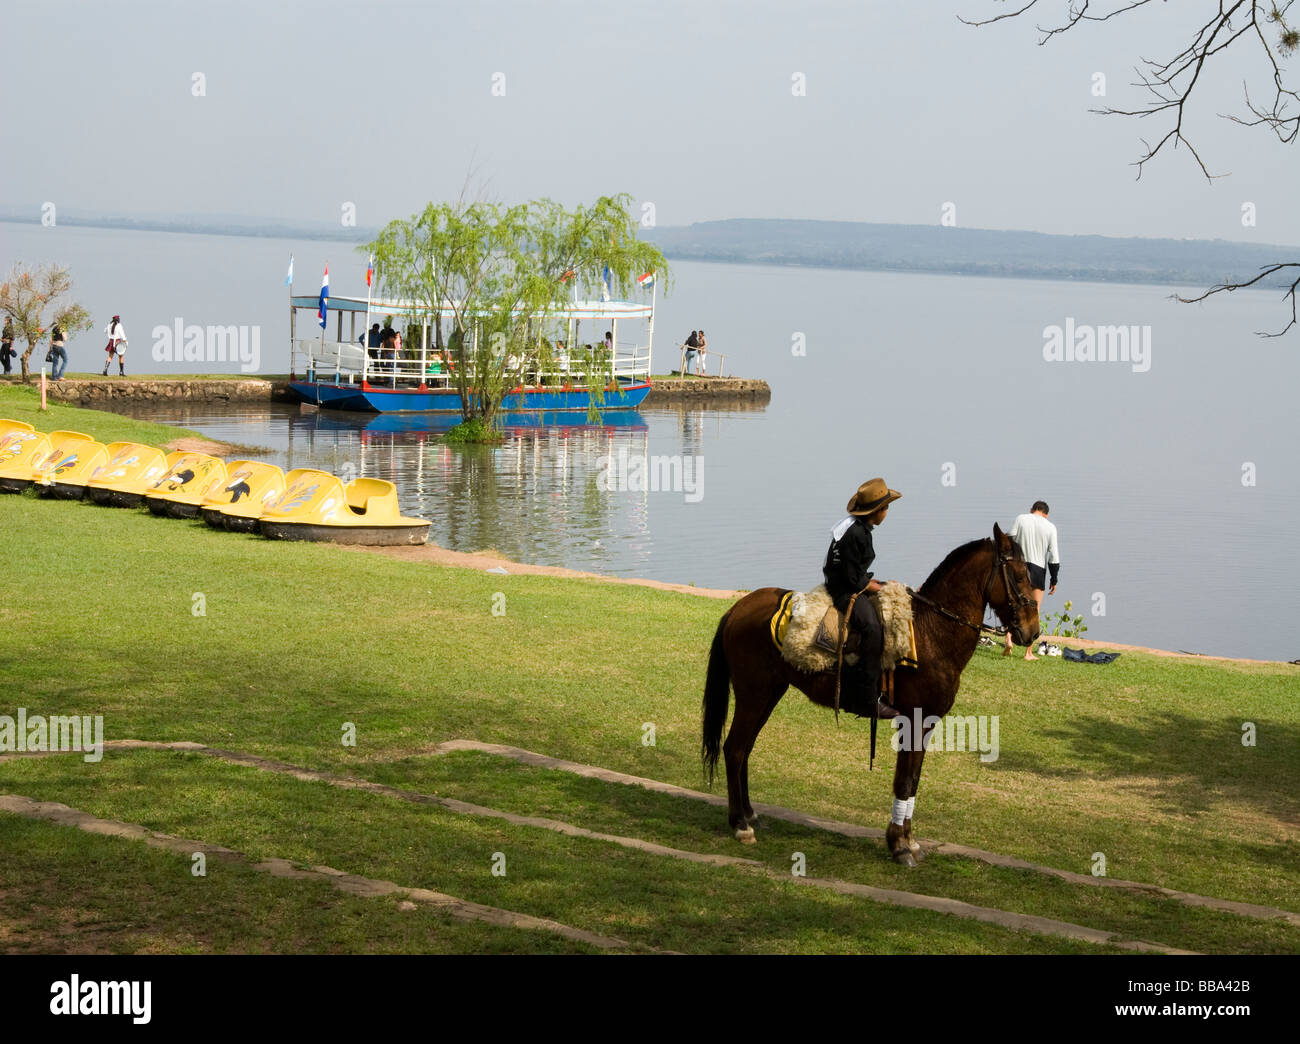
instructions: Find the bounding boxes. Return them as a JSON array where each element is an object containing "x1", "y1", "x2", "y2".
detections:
[{"x1": 295, "y1": 337, "x2": 652, "y2": 387}]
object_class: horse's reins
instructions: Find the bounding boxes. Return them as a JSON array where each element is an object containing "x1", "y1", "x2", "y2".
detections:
[{"x1": 906, "y1": 545, "x2": 1035, "y2": 639}]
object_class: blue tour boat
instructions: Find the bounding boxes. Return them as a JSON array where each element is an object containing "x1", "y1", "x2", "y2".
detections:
[{"x1": 286, "y1": 292, "x2": 657, "y2": 415}]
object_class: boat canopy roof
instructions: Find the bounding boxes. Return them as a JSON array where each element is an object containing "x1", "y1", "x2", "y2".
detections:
[{"x1": 291, "y1": 294, "x2": 653, "y2": 321}]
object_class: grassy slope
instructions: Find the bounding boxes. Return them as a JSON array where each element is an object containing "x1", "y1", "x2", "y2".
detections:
[
  {"x1": 1, "y1": 389, "x2": 1297, "y2": 953},
  {"x1": 0, "y1": 383, "x2": 208, "y2": 446}
]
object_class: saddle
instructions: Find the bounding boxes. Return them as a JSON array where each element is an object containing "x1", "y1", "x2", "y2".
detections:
[{"x1": 772, "y1": 582, "x2": 917, "y2": 675}]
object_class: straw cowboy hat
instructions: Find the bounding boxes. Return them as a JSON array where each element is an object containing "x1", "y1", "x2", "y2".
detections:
[{"x1": 847, "y1": 477, "x2": 901, "y2": 516}]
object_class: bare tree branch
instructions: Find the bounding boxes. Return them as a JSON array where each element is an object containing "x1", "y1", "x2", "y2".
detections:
[
  {"x1": 964, "y1": 1, "x2": 1300, "y2": 334},
  {"x1": 965, "y1": 1, "x2": 1297, "y2": 176},
  {"x1": 1176, "y1": 263, "x2": 1300, "y2": 336}
]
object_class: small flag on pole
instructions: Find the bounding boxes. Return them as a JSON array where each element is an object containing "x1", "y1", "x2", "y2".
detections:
[
  {"x1": 318, "y1": 265, "x2": 329, "y2": 329},
  {"x1": 559, "y1": 269, "x2": 575, "y2": 284},
  {"x1": 366, "y1": 254, "x2": 374, "y2": 288},
  {"x1": 601, "y1": 265, "x2": 612, "y2": 302},
  {"x1": 637, "y1": 272, "x2": 654, "y2": 287},
  {"x1": 285, "y1": 254, "x2": 294, "y2": 287}
]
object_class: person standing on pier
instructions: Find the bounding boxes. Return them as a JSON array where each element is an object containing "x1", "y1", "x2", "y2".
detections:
[
  {"x1": 683, "y1": 330, "x2": 699, "y2": 375},
  {"x1": 102, "y1": 315, "x2": 128, "y2": 376}
]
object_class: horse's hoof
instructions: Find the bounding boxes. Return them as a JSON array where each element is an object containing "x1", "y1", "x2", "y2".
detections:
[
  {"x1": 891, "y1": 848, "x2": 917, "y2": 867},
  {"x1": 906, "y1": 837, "x2": 923, "y2": 856},
  {"x1": 734, "y1": 826, "x2": 757, "y2": 844}
]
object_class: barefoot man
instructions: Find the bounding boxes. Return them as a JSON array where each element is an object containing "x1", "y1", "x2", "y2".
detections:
[{"x1": 1005, "y1": 500, "x2": 1059, "y2": 660}]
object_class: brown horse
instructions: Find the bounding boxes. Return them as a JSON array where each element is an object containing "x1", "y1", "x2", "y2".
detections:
[{"x1": 702, "y1": 524, "x2": 1039, "y2": 865}]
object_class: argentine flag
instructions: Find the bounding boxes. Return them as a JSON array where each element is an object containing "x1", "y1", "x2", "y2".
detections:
[
  {"x1": 285, "y1": 253, "x2": 294, "y2": 287},
  {"x1": 318, "y1": 265, "x2": 329, "y2": 329}
]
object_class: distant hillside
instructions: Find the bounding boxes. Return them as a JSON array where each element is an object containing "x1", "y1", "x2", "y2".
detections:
[
  {"x1": 4, "y1": 206, "x2": 1296, "y2": 289},
  {"x1": 0, "y1": 206, "x2": 373, "y2": 243},
  {"x1": 644, "y1": 218, "x2": 1300, "y2": 289}
]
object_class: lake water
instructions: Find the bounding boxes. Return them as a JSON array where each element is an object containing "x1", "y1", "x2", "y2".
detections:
[{"x1": 4, "y1": 220, "x2": 1298, "y2": 660}]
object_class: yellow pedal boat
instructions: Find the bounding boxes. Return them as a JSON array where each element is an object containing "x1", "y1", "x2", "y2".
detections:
[
  {"x1": 258, "y1": 469, "x2": 429, "y2": 545},
  {"x1": 200, "y1": 460, "x2": 286, "y2": 533},
  {"x1": 144, "y1": 453, "x2": 229, "y2": 519},
  {"x1": 29, "y1": 432, "x2": 110, "y2": 498},
  {"x1": 85, "y1": 443, "x2": 181, "y2": 508},
  {"x1": 0, "y1": 421, "x2": 52, "y2": 493}
]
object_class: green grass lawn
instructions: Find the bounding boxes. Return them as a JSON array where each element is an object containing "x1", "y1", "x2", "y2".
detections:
[{"x1": 1, "y1": 391, "x2": 1297, "y2": 953}]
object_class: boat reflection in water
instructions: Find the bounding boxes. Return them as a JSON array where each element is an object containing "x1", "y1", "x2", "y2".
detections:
[
  {"x1": 285, "y1": 407, "x2": 654, "y2": 568},
  {"x1": 298, "y1": 408, "x2": 650, "y2": 437}
]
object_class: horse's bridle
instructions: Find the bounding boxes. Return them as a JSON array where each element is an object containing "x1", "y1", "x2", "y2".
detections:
[{"x1": 907, "y1": 544, "x2": 1035, "y2": 637}]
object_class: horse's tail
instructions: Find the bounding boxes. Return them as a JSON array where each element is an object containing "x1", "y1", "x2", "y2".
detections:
[{"x1": 702, "y1": 608, "x2": 733, "y2": 786}]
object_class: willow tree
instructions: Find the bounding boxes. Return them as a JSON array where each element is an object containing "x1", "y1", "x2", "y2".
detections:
[
  {"x1": 0, "y1": 263, "x2": 94, "y2": 382},
  {"x1": 363, "y1": 194, "x2": 667, "y2": 431}
]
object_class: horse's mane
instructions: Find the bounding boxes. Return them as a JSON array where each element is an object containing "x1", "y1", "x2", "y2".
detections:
[{"x1": 918, "y1": 537, "x2": 993, "y2": 596}]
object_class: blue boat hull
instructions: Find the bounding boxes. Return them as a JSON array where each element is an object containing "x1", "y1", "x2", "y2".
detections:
[{"x1": 287, "y1": 379, "x2": 651, "y2": 415}]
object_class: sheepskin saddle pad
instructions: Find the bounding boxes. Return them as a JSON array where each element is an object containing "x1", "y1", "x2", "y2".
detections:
[{"x1": 771, "y1": 582, "x2": 917, "y2": 675}]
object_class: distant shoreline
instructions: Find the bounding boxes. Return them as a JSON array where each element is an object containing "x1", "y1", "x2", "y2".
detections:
[{"x1": 4, "y1": 214, "x2": 1293, "y2": 292}]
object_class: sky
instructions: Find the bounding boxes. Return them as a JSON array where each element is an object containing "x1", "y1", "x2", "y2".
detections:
[{"x1": 2, "y1": 0, "x2": 1297, "y2": 244}]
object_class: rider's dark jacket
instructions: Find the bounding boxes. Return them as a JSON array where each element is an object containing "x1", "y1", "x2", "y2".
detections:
[{"x1": 823, "y1": 517, "x2": 876, "y2": 605}]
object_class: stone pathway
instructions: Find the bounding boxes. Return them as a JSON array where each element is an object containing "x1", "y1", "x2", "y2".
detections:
[
  {"x1": 0, "y1": 791, "x2": 635, "y2": 952},
  {"x1": 423, "y1": 739, "x2": 1300, "y2": 929},
  {"x1": 1, "y1": 740, "x2": 1216, "y2": 952}
]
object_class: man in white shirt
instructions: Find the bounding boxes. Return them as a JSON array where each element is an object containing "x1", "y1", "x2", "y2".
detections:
[{"x1": 1005, "y1": 500, "x2": 1060, "y2": 661}]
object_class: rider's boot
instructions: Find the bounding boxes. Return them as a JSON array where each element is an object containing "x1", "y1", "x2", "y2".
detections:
[{"x1": 843, "y1": 663, "x2": 898, "y2": 719}]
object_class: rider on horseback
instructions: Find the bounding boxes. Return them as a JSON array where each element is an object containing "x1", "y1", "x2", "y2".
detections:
[{"x1": 823, "y1": 478, "x2": 901, "y2": 721}]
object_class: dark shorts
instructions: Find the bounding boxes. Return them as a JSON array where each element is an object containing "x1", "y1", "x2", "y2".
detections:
[{"x1": 1026, "y1": 563, "x2": 1047, "y2": 591}]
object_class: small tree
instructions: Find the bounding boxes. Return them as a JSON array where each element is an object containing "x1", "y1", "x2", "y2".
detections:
[{"x1": 0, "y1": 263, "x2": 94, "y2": 381}]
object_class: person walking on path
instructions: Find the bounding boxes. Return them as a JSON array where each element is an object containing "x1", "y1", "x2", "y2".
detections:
[
  {"x1": 1005, "y1": 500, "x2": 1060, "y2": 660},
  {"x1": 49, "y1": 323, "x2": 68, "y2": 380},
  {"x1": 102, "y1": 315, "x2": 127, "y2": 376},
  {"x1": 1, "y1": 316, "x2": 14, "y2": 375}
]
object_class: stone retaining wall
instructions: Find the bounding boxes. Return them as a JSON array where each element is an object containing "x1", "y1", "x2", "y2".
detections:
[
  {"x1": 46, "y1": 379, "x2": 295, "y2": 407},
  {"x1": 646, "y1": 378, "x2": 770, "y2": 403},
  {"x1": 38, "y1": 376, "x2": 769, "y2": 409}
]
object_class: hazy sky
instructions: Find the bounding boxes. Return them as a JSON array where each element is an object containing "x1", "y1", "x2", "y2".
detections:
[{"x1": 4, "y1": 0, "x2": 1297, "y2": 243}]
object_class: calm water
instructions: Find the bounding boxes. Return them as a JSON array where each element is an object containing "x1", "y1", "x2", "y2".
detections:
[{"x1": 5, "y1": 220, "x2": 1299, "y2": 660}]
